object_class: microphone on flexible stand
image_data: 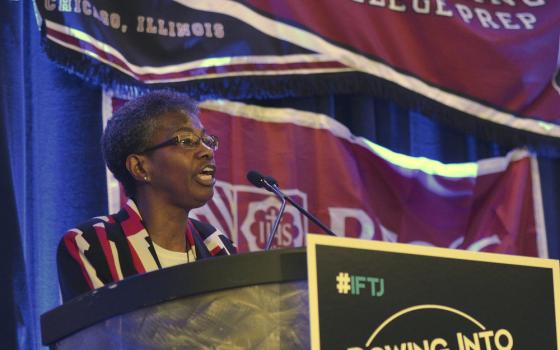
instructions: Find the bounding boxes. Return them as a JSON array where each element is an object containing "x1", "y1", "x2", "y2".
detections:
[
  {"x1": 246, "y1": 171, "x2": 287, "y2": 251},
  {"x1": 246, "y1": 171, "x2": 337, "y2": 250}
]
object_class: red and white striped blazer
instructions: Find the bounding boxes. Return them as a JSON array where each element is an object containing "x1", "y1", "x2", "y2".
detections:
[{"x1": 57, "y1": 199, "x2": 236, "y2": 302}]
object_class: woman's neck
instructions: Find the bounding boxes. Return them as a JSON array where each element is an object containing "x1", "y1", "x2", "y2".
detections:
[{"x1": 134, "y1": 195, "x2": 189, "y2": 252}]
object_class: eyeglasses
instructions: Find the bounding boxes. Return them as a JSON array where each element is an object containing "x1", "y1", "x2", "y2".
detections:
[{"x1": 140, "y1": 133, "x2": 219, "y2": 153}]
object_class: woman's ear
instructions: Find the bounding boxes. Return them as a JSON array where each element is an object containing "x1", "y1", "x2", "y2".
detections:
[{"x1": 126, "y1": 154, "x2": 151, "y2": 182}]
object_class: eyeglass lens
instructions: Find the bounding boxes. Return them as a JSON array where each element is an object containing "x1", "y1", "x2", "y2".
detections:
[{"x1": 179, "y1": 134, "x2": 218, "y2": 150}]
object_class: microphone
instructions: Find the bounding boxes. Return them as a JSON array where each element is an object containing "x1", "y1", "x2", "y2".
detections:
[
  {"x1": 246, "y1": 170, "x2": 269, "y2": 189},
  {"x1": 246, "y1": 171, "x2": 279, "y2": 193},
  {"x1": 246, "y1": 170, "x2": 287, "y2": 251},
  {"x1": 246, "y1": 171, "x2": 337, "y2": 250}
]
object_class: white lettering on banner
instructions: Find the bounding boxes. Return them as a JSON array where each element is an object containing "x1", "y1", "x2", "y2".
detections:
[
  {"x1": 368, "y1": 0, "x2": 385, "y2": 7},
  {"x1": 42, "y1": 1, "x2": 226, "y2": 37},
  {"x1": 190, "y1": 181, "x2": 504, "y2": 253},
  {"x1": 327, "y1": 207, "x2": 398, "y2": 242},
  {"x1": 44, "y1": 0, "x2": 126, "y2": 32},
  {"x1": 515, "y1": 12, "x2": 537, "y2": 29},
  {"x1": 454, "y1": 4, "x2": 538, "y2": 29},
  {"x1": 456, "y1": 4, "x2": 474, "y2": 22},
  {"x1": 435, "y1": 0, "x2": 453, "y2": 17},
  {"x1": 136, "y1": 16, "x2": 225, "y2": 38},
  {"x1": 328, "y1": 208, "x2": 375, "y2": 239},
  {"x1": 349, "y1": 0, "x2": 546, "y2": 30},
  {"x1": 495, "y1": 11, "x2": 522, "y2": 29},
  {"x1": 136, "y1": 16, "x2": 225, "y2": 39},
  {"x1": 475, "y1": 8, "x2": 502, "y2": 28},
  {"x1": 388, "y1": 0, "x2": 406, "y2": 12},
  {"x1": 412, "y1": 0, "x2": 430, "y2": 14}
]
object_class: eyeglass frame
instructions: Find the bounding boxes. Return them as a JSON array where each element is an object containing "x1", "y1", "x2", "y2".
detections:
[{"x1": 139, "y1": 133, "x2": 219, "y2": 154}]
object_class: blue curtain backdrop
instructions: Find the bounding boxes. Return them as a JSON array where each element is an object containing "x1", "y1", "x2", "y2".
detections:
[
  {"x1": 1, "y1": 2, "x2": 107, "y2": 348},
  {"x1": 2, "y1": 1, "x2": 560, "y2": 349}
]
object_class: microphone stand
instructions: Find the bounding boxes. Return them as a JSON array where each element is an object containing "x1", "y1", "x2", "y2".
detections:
[
  {"x1": 264, "y1": 183, "x2": 287, "y2": 251},
  {"x1": 280, "y1": 189, "x2": 337, "y2": 236},
  {"x1": 261, "y1": 178, "x2": 337, "y2": 240}
]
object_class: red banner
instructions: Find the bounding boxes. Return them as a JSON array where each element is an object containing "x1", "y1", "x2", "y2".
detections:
[
  {"x1": 37, "y1": 0, "x2": 560, "y2": 141},
  {"x1": 242, "y1": 0, "x2": 560, "y2": 122},
  {"x1": 104, "y1": 94, "x2": 547, "y2": 257}
]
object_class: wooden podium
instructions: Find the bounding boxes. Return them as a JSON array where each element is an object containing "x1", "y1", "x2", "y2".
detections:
[{"x1": 41, "y1": 248, "x2": 309, "y2": 349}]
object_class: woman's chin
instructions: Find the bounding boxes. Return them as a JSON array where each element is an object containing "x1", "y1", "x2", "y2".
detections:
[{"x1": 189, "y1": 188, "x2": 215, "y2": 209}]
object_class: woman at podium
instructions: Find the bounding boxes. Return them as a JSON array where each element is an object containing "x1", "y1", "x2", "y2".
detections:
[{"x1": 57, "y1": 90, "x2": 237, "y2": 302}]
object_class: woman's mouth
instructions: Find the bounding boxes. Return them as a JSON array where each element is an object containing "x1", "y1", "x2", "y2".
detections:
[{"x1": 195, "y1": 165, "x2": 216, "y2": 186}]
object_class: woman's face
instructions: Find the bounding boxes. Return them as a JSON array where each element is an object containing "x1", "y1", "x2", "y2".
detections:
[{"x1": 144, "y1": 110, "x2": 216, "y2": 210}]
